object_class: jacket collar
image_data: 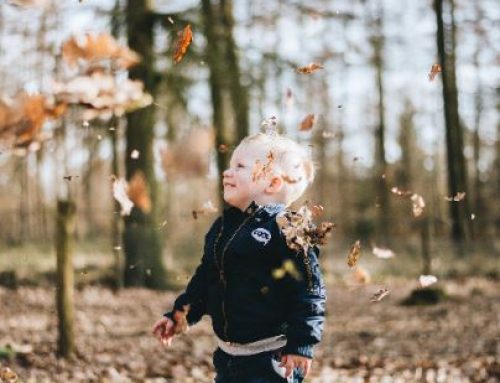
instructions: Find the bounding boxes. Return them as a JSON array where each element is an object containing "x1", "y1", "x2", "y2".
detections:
[{"x1": 224, "y1": 201, "x2": 285, "y2": 219}]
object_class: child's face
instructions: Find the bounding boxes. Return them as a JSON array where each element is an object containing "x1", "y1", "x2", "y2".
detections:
[{"x1": 222, "y1": 144, "x2": 269, "y2": 211}]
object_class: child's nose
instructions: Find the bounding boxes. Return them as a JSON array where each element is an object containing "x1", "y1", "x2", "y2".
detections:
[{"x1": 223, "y1": 168, "x2": 232, "y2": 177}]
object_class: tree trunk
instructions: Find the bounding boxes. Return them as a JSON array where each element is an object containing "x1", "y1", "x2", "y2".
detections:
[
  {"x1": 125, "y1": 0, "x2": 167, "y2": 288},
  {"x1": 434, "y1": 0, "x2": 472, "y2": 250},
  {"x1": 202, "y1": 0, "x2": 231, "y2": 206},
  {"x1": 220, "y1": 0, "x2": 249, "y2": 142},
  {"x1": 371, "y1": 1, "x2": 390, "y2": 245},
  {"x1": 56, "y1": 200, "x2": 76, "y2": 358}
]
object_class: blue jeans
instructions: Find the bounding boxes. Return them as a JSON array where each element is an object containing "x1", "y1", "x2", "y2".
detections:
[{"x1": 212, "y1": 348, "x2": 305, "y2": 383}]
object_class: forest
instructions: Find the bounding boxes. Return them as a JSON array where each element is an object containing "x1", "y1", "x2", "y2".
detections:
[{"x1": 0, "y1": 0, "x2": 498, "y2": 382}]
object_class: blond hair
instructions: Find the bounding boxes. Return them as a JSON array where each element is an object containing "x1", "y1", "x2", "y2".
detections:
[{"x1": 239, "y1": 133, "x2": 315, "y2": 205}]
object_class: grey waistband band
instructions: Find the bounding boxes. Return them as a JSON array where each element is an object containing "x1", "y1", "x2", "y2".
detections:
[{"x1": 216, "y1": 334, "x2": 287, "y2": 356}]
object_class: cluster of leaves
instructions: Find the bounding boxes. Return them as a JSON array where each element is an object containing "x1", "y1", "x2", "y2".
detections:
[
  {"x1": 0, "y1": 93, "x2": 65, "y2": 153},
  {"x1": 112, "y1": 171, "x2": 151, "y2": 216},
  {"x1": 0, "y1": 366, "x2": 17, "y2": 383},
  {"x1": 276, "y1": 204, "x2": 335, "y2": 254},
  {"x1": 54, "y1": 33, "x2": 151, "y2": 121},
  {"x1": 252, "y1": 151, "x2": 275, "y2": 182}
]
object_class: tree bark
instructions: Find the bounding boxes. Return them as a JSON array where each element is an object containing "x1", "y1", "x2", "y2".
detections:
[
  {"x1": 56, "y1": 200, "x2": 76, "y2": 358},
  {"x1": 125, "y1": 0, "x2": 167, "y2": 288},
  {"x1": 371, "y1": 1, "x2": 390, "y2": 245},
  {"x1": 202, "y1": 0, "x2": 231, "y2": 206},
  {"x1": 220, "y1": 0, "x2": 249, "y2": 142},
  {"x1": 434, "y1": 0, "x2": 472, "y2": 250}
]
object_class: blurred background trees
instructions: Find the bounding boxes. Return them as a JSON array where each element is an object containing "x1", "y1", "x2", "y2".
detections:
[{"x1": 0, "y1": 0, "x2": 498, "y2": 287}]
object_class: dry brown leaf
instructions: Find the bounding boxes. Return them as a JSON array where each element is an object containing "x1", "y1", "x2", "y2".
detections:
[
  {"x1": 277, "y1": 205, "x2": 335, "y2": 253},
  {"x1": 347, "y1": 240, "x2": 361, "y2": 267},
  {"x1": 173, "y1": 25, "x2": 193, "y2": 64},
  {"x1": 127, "y1": 171, "x2": 151, "y2": 213},
  {"x1": 444, "y1": 192, "x2": 466, "y2": 202},
  {"x1": 296, "y1": 63, "x2": 324, "y2": 74},
  {"x1": 112, "y1": 176, "x2": 133, "y2": 216},
  {"x1": 411, "y1": 193, "x2": 426, "y2": 217},
  {"x1": 428, "y1": 64, "x2": 442, "y2": 81},
  {"x1": 390, "y1": 186, "x2": 413, "y2": 197},
  {"x1": 299, "y1": 114, "x2": 315, "y2": 131},
  {"x1": 192, "y1": 200, "x2": 218, "y2": 220},
  {"x1": 370, "y1": 287, "x2": 390, "y2": 302},
  {"x1": 252, "y1": 151, "x2": 275, "y2": 182},
  {"x1": 62, "y1": 33, "x2": 140, "y2": 69}
]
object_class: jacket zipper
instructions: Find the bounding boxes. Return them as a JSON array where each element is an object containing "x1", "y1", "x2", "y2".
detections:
[{"x1": 213, "y1": 210, "x2": 259, "y2": 341}]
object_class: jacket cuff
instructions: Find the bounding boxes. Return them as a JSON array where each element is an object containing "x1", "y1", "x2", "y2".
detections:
[
  {"x1": 283, "y1": 344, "x2": 314, "y2": 359},
  {"x1": 163, "y1": 311, "x2": 176, "y2": 324}
]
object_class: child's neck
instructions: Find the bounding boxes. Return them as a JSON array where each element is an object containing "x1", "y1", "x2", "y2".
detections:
[{"x1": 235, "y1": 196, "x2": 287, "y2": 212}]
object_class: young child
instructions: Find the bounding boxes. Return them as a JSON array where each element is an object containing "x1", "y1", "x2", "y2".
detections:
[{"x1": 152, "y1": 133, "x2": 326, "y2": 383}]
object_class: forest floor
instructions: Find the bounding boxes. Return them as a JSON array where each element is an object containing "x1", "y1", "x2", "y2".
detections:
[{"x1": 0, "y1": 277, "x2": 498, "y2": 383}]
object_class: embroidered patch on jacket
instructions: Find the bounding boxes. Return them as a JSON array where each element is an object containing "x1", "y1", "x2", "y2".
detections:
[{"x1": 251, "y1": 228, "x2": 272, "y2": 245}]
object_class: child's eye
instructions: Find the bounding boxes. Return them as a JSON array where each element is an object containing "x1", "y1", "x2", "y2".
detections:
[{"x1": 237, "y1": 163, "x2": 245, "y2": 168}]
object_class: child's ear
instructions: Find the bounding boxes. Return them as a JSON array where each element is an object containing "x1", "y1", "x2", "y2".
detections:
[{"x1": 266, "y1": 176, "x2": 284, "y2": 194}]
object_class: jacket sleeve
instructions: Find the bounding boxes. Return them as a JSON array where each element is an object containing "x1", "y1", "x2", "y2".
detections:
[
  {"x1": 164, "y1": 218, "x2": 220, "y2": 326},
  {"x1": 281, "y1": 244, "x2": 327, "y2": 359}
]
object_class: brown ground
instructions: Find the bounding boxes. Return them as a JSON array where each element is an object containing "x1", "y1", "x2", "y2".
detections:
[{"x1": 0, "y1": 277, "x2": 498, "y2": 383}]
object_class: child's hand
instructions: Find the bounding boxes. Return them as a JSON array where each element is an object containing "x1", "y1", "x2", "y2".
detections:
[
  {"x1": 280, "y1": 354, "x2": 312, "y2": 378},
  {"x1": 152, "y1": 317, "x2": 175, "y2": 347}
]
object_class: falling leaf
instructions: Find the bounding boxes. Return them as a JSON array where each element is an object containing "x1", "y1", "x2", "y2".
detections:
[
  {"x1": 282, "y1": 174, "x2": 302, "y2": 184},
  {"x1": 192, "y1": 200, "x2": 218, "y2": 219},
  {"x1": 347, "y1": 240, "x2": 361, "y2": 267},
  {"x1": 127, "y1": 171, "x2": 151, "y2": 213},
  {"x1": 444, "y1": 192, "x2": 466, "y2": 202},
  {"x1": 173, "y1": 25, "x2": 193, "y2": 64},
  {"x1": 167, "y1": 16, "x2": 174, "y2": 24},
  {"x1": 218, "y1": 144, "x2": 229, "y2": 153},
  {"x1": 419, "y1": 275, "x2": 438, "y2": 288},
  {"x1": 372, "y1": 246, "x2": 395, "y2": 259},
  {"x1": 299, "y1": 114, "x2": 315, "y2": 131},
  {"x1": 390, "y1": 186, "x2": 413, "y2": 197},
  {"x1": 277, "y1": 205, "x2": 335, "y2": 253},
  {"x1": 63, "y1": 175, "x2": 79, "y2": 181},
  {"x1": 471, "y1": 213, "x2": 475, "y2": 220},
  {"x1": 428, "y1": 64, "x2": 442, "y2": 82},
  {"x1": 252, "y1": 151, "x2": 275, "y2": 182},
  {"x1": 284, "y1": 88, "x2": 294, "y2": 110},
  {"x1": 131, "y1": 149, "x2": 140, "y2": 159},
  {"x1": 311, "y1": 205, "x2": 324, "y2": 218},
  {"x1": 261, "y1": 116, "x2": 278, "y2": 134},
  {"x1": 370, "y1": 287, "x2": 391, "y2": 302},
  {"x1": 112, "y1": 177, "x2": 134, "y2": 216},
  {"x1": 321, "y1": 130, "x2": 336, "y2": 139},
  {"x1": 272, "y1": 260, "x2": 301, "y2": 281},
  {"x1": 411, "y1": 193, "x2": 426, "y2": 217},
  {"x1": 296, "y1": 63, "x2": 324, "y2": 74},
  {"x1": 62, "y1": 33, "x2": 140, "y2": 69}
]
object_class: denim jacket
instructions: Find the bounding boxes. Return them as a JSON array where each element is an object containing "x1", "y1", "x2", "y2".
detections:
[{"x1": 165, "y1": 202, "x2": 327, "y2": 359}]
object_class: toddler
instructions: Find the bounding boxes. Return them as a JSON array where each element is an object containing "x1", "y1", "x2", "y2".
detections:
[{"x1": 153, "y1": 133, "x2": 326, "y2": 383}]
